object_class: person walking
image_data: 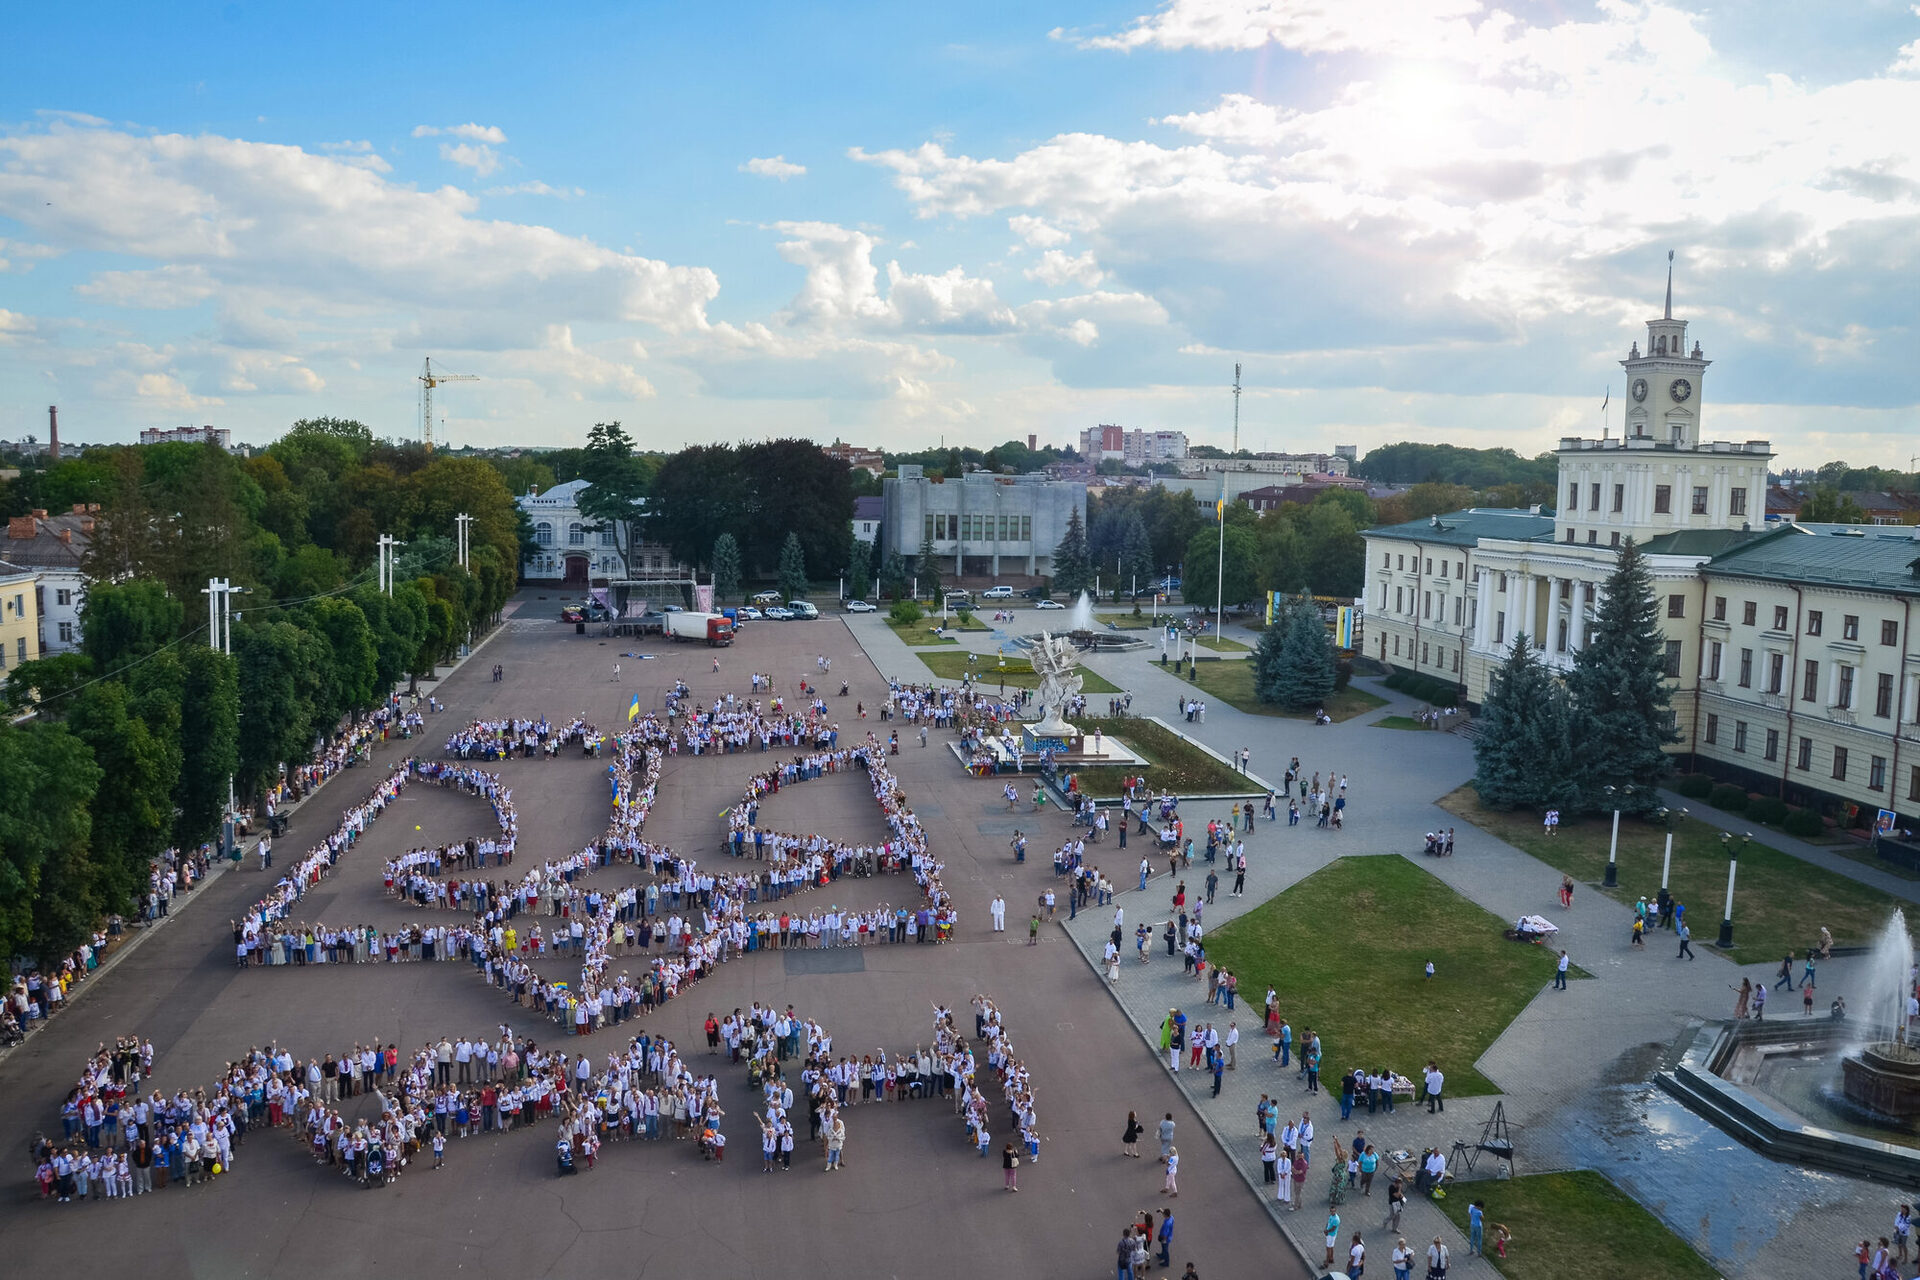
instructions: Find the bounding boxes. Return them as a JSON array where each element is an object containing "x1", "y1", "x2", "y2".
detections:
[
  {"x1": 1467, "y1": 1200, "x2": 1484, "y2": 1255},
  {"x1": 1775, "y1": 952, "x2": 1795, "y2": 990},
  {"x1": 1122, "y1": 1111, "x2": 1143, "y2": 1158},
  {"x1": 1423, "y1": 1064, "x2": 1444, "y2": 1114},
  {"x1": 1346, "y1": 1233, "x2": 1367, "y2": 1280},
  {"x1": 612, "y1": 663, "x2": 621, "y2": 682},
  {"x1": 1157, "y1": 1207, "x2": 1176, "y2": 1266},
  {"x1": 1162, "y1": 1147, "x2": 1179, "y2": 1196},
  {"x1": 1553, "y1": 950, "x2": 1569, "y2": 990},
  {"x1": 1424, "y1": 1236, "x2": 1450, "y2": 1280},
  {"x1": 1676, "y1": 922, "x2": 1694, "y2": 960},
  {"x1": 1028, "y1": 913, "x2": 1040, "y2": 946},
  {"x1": 1002, "y1": 1141, "x2": 1019, "y2": 1192},
  {"x1": 1390, "y1": 1238, "x2": 1414, "y2": 1280}
]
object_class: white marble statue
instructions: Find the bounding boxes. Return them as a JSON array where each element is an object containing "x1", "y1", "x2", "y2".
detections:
[{"x1": 1029, "y1": 630, "x2": 1083, "y2": 737}]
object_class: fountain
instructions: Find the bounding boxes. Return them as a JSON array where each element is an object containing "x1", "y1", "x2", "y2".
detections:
[
  {"x1": 1842, "y1": 910, "x2": 1920, "y2": 1118},
  {"x1": 1019, "y1": 590, "x2": 1150, "y2": 653}
]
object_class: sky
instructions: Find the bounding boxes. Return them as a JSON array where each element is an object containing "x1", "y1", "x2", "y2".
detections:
[{"x1": 1, "y1": 0, "x2": 1917, "y2": 469}]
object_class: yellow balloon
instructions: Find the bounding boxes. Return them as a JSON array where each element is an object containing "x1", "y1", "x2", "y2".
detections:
[{"x1": 415, "y1": 825, "x2": 422, "y2": 830}]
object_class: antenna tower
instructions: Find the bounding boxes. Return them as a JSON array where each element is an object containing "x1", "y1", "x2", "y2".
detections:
[{"x1": 1231, "y1": 363, "x2": 1242, "y2": 455}]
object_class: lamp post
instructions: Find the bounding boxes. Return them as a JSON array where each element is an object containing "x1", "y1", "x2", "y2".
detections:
[
  {"x1": 1603, "y1": 785, "x2": 1621, "y2": 888},
  {"x1": 1657, "y1": 806, "x2": 1687, "y2": 927},
  {"x1": 1717, "y1": 831, "x2": 1751, "y2": 948}
]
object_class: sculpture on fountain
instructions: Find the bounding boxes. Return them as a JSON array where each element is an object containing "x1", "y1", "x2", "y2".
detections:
[{"x1": 1028, "y1": 629, "x2": 1083, "y2": 739}]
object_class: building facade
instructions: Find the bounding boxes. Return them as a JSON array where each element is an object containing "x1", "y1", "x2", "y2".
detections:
[
  {"x1": 4, "y1": 507, "x2": 93, "y2": 655},
  {"x1": 823, "y1": 441, "x2": 887, "y2": 477},
  {"x1": 516, "y1": 480, "x2": 688, "y2": 586},
  {"x1": 852, "y1": 495, "x2": 882, "y2": 545},
  {"x1": 882, "y1": 465, "x2": 1086, "y2": 580},
  {"x1": 0, "y1": 560, "x2": 42, "y2": 682},
  {"x1": 1079, "y1": 425, "x2": 1188, "y2": 468},
  {"x1": 139, "y1": 425, "x2": 234, "y2": 449}
]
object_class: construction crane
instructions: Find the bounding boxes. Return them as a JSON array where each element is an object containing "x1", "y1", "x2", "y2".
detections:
[{"x1": 418, "y1": 357, "x2": 478, "y2": 452}]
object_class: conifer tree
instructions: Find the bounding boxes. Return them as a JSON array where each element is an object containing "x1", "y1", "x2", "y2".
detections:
[
  {"x1": 1051, "y1": 505, "x2": 1093, "y2": 597},
  {"x1": 776, "y1": 531, "x2": 809, "y2": 603},
  {"x1": 1564, "y1": 537, "x2": 1678, "y2": 814},
  {"x1": 1261, "y1": 596, "x2": 1336, "y2": 710},
  {"x1": 710, "y1": 532, "x2": 741, "y2": 602},
  {"x1": 1475, "y1": 634, "x2": 1557, "y2": 808}
]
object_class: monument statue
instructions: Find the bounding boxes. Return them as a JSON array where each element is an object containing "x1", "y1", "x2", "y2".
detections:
[{"x1": 1029, "y1": 629, "x2": 1083, "y2": 738}]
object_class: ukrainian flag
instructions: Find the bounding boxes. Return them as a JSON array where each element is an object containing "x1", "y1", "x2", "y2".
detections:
[{"x1": 627, "y1": 693, "x2": 640, "y2": 722}]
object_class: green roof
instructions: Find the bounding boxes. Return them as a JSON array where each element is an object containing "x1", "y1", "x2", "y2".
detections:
[
  {"x1": 1363, "y1": 508, "x2": 1555, "y2": 548},
  {"x1": 1703, "y1": 523, "x2": 1920, "y2": 595},
  {"x1": 1636, "y1": 528, "x2": 1772, "y2": 557}
]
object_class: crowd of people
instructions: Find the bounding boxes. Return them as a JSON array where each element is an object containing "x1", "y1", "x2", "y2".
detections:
[{"x1": 443, "y1": 716, "x2": 603, "y2": 760}]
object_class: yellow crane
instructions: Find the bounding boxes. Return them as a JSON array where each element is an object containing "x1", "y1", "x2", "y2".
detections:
[{"x1": 418, "y1": 357, "x2": 479, "y2": 452}]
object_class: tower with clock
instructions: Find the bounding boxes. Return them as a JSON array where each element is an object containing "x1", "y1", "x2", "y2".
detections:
[{"x1": 1622, "y1": 250, "x2": 1710, "y2": 445}]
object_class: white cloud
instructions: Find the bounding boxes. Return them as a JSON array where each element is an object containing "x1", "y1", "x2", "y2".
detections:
[
  {"x1": 319, "y1": 139, "x2": 374, "y2": 153},
  {"x1": 771, "y1": 220, "x2": 1016, "y2": 333},
  {"x1": 0, "y1": 237, "x2": 59, "y2": 273},
  {"x1": 0, "y1": 308, "x2": 36, "y2": 341},
  {"x1": 1025, "y1": 248, "x2": 1106, "y2": 287},
  {"x1": 440, "y1": 142, "x2": 502, "y2": 176},
  {"x1": 76, "y1": 264, "x2": 218, "y2": 309},
  {"x1": 412, "y1": 122, "x2": 507, "y2": 143},
  {"x1": 741, "y1": 155, "x2": 807, "y2": 180},
  {"x1": 1008, "y1": 214, "x2": 1073, "y2": 247},
  {"x1": 1058, "y1": 0, "x2": 1485, "y2": 55},
  {"x1": 486, "y1": 180, "x2": 585, "y2": 198}
]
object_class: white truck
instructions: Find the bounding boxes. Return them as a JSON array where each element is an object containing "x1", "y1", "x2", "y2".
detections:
[{"x1": 664, "y1": 611, "x2": 734, "y2": 646}]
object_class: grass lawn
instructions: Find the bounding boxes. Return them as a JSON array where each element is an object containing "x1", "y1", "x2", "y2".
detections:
[
  {"x1": 913, "y1": 650, "x2": 1122, "y2": 694},
  {"x1": 1191, "y1": 634, "x2": 1250, "y2": 653},
  {"x1": 1438, "y1": 785, "x2": 1907, "y2": 955},
  {"x1": 884, "y1": 618, "x2": 959, "y2": 646},
  {"x1": 1372, "y1": 715, "x2": 1433, "y2": 731},
  {"x1": 1181, "y1": 659, "x2": 1387, "y2": 723},
  {"x1": 1095, "y1": 613, "x2": 1154, "y2": 630},
  {"x1": 1205, "y1": 857, "x2": 1561, "y2": 1096},
  {"x1": 1066, "y1": 717, "x2": 1254, "y2": 797},
  {"x1": 1437, "y1": 1170, "x2": 1717, "y2": 1280}
]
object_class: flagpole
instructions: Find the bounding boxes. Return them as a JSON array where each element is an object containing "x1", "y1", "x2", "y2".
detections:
[{"x1": 1214, "y1": 470, "x2": 1226, "y2": 643}]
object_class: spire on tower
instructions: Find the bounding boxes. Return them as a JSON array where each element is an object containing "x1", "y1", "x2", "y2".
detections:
[{"x1": 1664, "y1": 249, "x2": 1674, "y2": 320}]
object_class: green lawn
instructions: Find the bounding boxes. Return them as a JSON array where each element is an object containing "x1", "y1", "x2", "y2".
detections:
[
  {"x1": 1180, "y1": 658, "x2": 1387, "y2": 723},
  {"x1": 1204, "y1": 856, "x2": 1560, "y2": 1097},
  {"x1": 1437, "y1": 1170, "x2": 1717, "y2": 1280},
  {"x1": 1191, "y1": 634, "x2": 1250, "y2": 653},
  {"x1": 914, "y1": 650, "x2": 1121, "y2": 694},
  {"x1": 884, "y1": 618, "x2": 959, "y2": 646},
  {"x1": 1066, "y1": 716, "x2": 1255, "y2": 797},
  {"x1": 1438, "y1": 784, "x2": 1907, "y2": 956},
  {"x1": 1372, "y1": 715, "x2": 1433, "y2": 731}
]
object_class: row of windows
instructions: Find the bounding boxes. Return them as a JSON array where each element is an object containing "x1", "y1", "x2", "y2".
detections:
[
  {"x1": 1379, "y1": 552, "x2": 1469, "y2": 578},
  {"x1": 1389, "y1": 632, "x2": 1462, "y2": 674},
  {"x1": 1563, "y1": 482, "x2": 1749, "y2": 518},
  {"x1": 924, "y1": 513, "x2": 1032, "y2": 543},
  {"x1": 1701, "y1": 639, "x2": 1908, "y2": 716},
  {"x1": 1706, "y1": 597, "x2": 1902, "y2": 646},
  {"x1": 0, "y1": 635, "x2": 30, "y2": 668},
  {"x1": 532, "y1": 521, "x2": 617, "y2": 548}
]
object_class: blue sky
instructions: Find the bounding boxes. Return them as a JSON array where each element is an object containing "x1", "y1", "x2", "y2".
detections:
[{"x1": 2, "y1": 0, "x2": 1917, "y2": 466}]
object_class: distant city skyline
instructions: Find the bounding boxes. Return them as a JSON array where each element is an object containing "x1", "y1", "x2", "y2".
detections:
[{"x1": 1, "y1": 1, "x2": 1917, "y2": 469}]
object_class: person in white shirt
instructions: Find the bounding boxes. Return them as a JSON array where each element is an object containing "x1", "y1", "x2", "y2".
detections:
[{"x1": 989, "y1": 897, "x2": 1006, "y2": 932}]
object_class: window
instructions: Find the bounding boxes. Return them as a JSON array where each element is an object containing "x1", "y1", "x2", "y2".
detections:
[
  {"x1": 1738, "y1": 648, "x2": 1752, "y2": 688},
  {"x1": 1843, "y1": 615, "x2": 1859, "y2": 641},
  {"x1": 1421, "y1": 643, "x2": 1429, "y2": 665},
  {"x1": 56, "y1": 588, "x2": 72, "y2": 607},
  {"x1": 1878, "y1": 673, "x2": 1895, "y2": 719},
  {"x1": 1382, "y1": 551, "x2": 1391, "y2": 567},
  {"x1": 12, "y1": 638, "x2": 22, "y2": 664},
  {"x1": 1612, "y1": 484, "x2": 1624, "y2": 513},
  {"x1": 1773, "y1": 605, "x2": 1790, "y2": 631},
  {"x1": 1664, "y1": 640, "x2": 1683, "y2": 678},
  {"x1": 1398, "y1": 555, "x2": 1405, "y2": 569},
  {"x1": 57, "y1": 619, "x2": 74, "y2": 644},
  {"x1": 1691, "y1": 486, "x2": 1709, "y2": 515},
  {"x1": 1837, "y1": 665, "x2": 1855, "y2": 708},
  {"x1": 1455, "y1": 597, "x2": 1465, "y2": 625},
  {"x1": 1395, "y1": 587, "x2": 1403, "y2": 613},
  {"x1": 600, "y1": 528, "x2": 616, "y2": 547},
  {"x1": 1704, "y1": 714, "x2": 1719, "y2": 745},
  {"x1": 1590, "y1": 482, "x2": 1601, "y2": 510},
  {"x1": 1654, "y1": 485, "x2": 1672, "y2": 514},
  {"x1": 1453, "y1": 649, "x2": 1461, "y2": 673},
  {"x1": 1713, "y1": 596, "x2": 1726, "y2": 621},
  {"x1": 1871, "y1": 756, "x2": 1887, "y2": 792},
  {"x1": 1441, "y1": 560, "x2": 1449, "y2": 579},
  {"x1": 1742, "y1": 601, "x2": 1756, "y2": 626},
  {"x1": 1806, "y1": 610, "x2": 1823, "y2": 636},
  {"x1": 1587, "y1": 530, "x2": 1598, "y2": 544},
  {"x1": 1765, "y1": 729, "x2": 1780, "y2": 762},
  {"x1": 1832, "y1": 746, "x2": 1849, "y2": 781},
  {"x1": 1668, "y1": 594, "x2": 1686, "y2": 619},
  {"x1": 1767, "y1": 653, "x2": 1784, "y2": 694},
  {"x1": 1911, "y1": 765, "x2": 1920, "y2": 802},
  {"x1": 1020, "y1": 516, "x2": 1032, "y2": 541},
  {"x1": 535, "y1": 521, "x2": 553, "y2": 546},
  {"x1": 1733, "y1": 720, "x2": 1748, "y2": 753},
  {"x1": 1730, "y1": 487, "x2": 1748, "y2": 517},
  {"x1": 1797, "y1": 736, "x2": 1812, "y2": 770},
  {"x1": 1392, "y1": 635, "x2": 1400, "y2": 656},
  {"x1": 1707, "y1": 641, "x2": 1723, "y2": 681},
  {"x1": 568, "y1": 522, "x2": 584, "y2": 546},
  {"x1": 1884, "y1": 620, "x2": 1900, "y2": 647},
  {"x1": 1425, "y1": 558, "x2": 1433, "y2": 575},
  {"x1": 1423, "y1": 592, "x2": 1432, "y2": 620},
  {"x1": 1802, "y1": 659, "x2": 1820, "y2": 702},
  {"x1": 1495, "y1": 611, "x2": 1506, "y2": 645},
  {"x1": 1498, "y1": 573, "x2": 1508, "y2": 591},
  {"x1": 1611, "y1": 531, "x2": 1622, "y2": 548},
  {"x1": 1567, "y1": 485, "x2": 1579, "y2": 511}
]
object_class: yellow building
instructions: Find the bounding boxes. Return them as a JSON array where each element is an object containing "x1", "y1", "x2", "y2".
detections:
[{"x1": 0, "y1": 559, "x2": 42, "y2": 683}]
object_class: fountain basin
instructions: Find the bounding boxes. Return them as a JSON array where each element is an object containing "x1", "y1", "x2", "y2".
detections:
[{"x1": 1844, "y1": 1042, "x2": 1920, "y2": 1118}]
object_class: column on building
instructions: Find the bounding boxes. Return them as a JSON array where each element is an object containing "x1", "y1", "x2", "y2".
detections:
[
  {"x1": 991, "y1": 491, "x2": 1002, "y2": 579},
  {"x1": 1569, "y1": 579, "x2": 1589, "y2": 652},
  {"x1": 954, "y1": 485, "x2": 966, "y2": 578},
  {"x1": 1473, "y1": 568, "x2": 1492, "y2": 651},
  {"x1": 1505, "y1": 572, "x2": 1526, "y2": 649}
]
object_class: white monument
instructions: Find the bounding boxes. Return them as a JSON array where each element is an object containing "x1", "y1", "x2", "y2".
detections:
[{"x1": 1028, "y1": 629, "x2": 1083, "y2": 739}]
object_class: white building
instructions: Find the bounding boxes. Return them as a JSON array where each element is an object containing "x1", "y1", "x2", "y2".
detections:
[
  {"x1": 852, "y1": 496, "x2": 882, "y2": 545},
  {"x1": 4, "y1": 507, "x2": 92, "y2": 655},
  {"x1": 517, "y1": 479, "x2": 688, "y2": 587},
  {"x1": 139, "y1": 425, "x2": 234, "y2": 449},
  {"x1": 1080, "y1": 425, "x2": 1188, "y2": 468}
]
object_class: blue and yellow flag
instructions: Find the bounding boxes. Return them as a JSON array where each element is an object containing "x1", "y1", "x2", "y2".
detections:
[{"x1": 627, "y1": 693, "x2": 640, "y2": 722}]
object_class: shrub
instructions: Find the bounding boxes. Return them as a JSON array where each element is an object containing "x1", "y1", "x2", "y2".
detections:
[
  {"x1": 1708, "y1": 783, "x2": 1749, "y2": 812},
  {"x1": 1748, "y1": 796, "x2": 1789, "y2": 824},
  {"x1": 1674, "y1": 773, "x2": 1714, "y2": 799},
  {"x1": 1782, "y1": 808, "x2": 1825, "y2": 838},
  {"x1": 1334, "y1": 658, "x2": 1353, "y2": 693},
  {"x1": 889, "y1": 599, "x2": 924, "y2": 626}
]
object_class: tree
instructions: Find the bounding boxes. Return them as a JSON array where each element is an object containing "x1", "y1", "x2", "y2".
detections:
[
  {"x1": 304, "y1": 597, "x2": 379, "y2": 726},
  {"x1": 235, "y1": 620, "x2": 328, "y2": 802},
  {"x1": 1564, "y1": 538, "x2": 1680, "y2": 814},
  {"x1": 1798, "y1": 488, "x2": 1866, "y2": 524},
  {"x1": 173, "y1": 646, "x2": 239, "y2": 850},
  {"x1": 81, "y1": 579, "x2": 185, "y2": 673},
  {"x1": 67, "y1": 680, "x2": 179, "y2": 914},
  {"x1": 915, "y1": 533, "x2": 942, "y2": 599},
  {"x1": 575, "y1": 422, "x2": 656, "y2": 568},
  {"x1": 1180, "y1": 521, "x2": 1258, "y2": 610},
  {"x1": 1304, "y1": 502, "x2": 1364, "y2": 598},
  {"x1": 1121, "y1": 513, "x2": 1154, "y2": 591},
  {"x1": 0, "y1": 719, "x2": 102, "y2": 964},
  {"x1": 1051, "y1": 505, "x2": 1094, "y2": 597},
  {"x1": 881, "y1": 547, "x2": 909, "y2": 600},
  {"x1": 1257, "y1": 597, "x2": 1336, "y2": 710},
  {"x1": 711, "y1": 533, "x2": 742, "y2": 602},
  {"x1": 777, "y1": 532, "x2": 810, "y2": 602},
  {"x1": 1474, "y1": 635, "x2": 1558, "y2": 809},
  {"x1": 846, "y1": 537, "x2": 872, "y2": 600}
]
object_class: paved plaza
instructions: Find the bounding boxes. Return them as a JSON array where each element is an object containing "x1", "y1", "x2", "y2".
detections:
[
  {"x1": 848, "y1": 609, "x2": 1914, "y2": 1279},
  {"x1": 0, "y1": 598, "x2": 1303, "y2": 1279}
]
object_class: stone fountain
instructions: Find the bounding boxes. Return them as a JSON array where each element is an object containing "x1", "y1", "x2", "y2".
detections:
[
  {"x1": 1842, "y1": 909, "x2": 1920, "y2": 1118},
  {"x1": 1020, "y1": 591, "x2": 1151, "y2": 653}
]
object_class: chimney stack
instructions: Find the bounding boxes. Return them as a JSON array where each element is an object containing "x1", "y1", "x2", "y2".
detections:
[
  {"x1": 1028, "y1": 434, "x2": 1037, "y2": 451},
  {"x1": 48, "y1": 405, "x2": 60, "y2": 462}
]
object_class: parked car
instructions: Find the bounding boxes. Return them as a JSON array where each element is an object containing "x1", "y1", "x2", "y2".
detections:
[
  {"x1": 763, "y1": 606, "x2": 794, "y2": 620},
  {"x1": 982, "y1": 585, "x2": 1015, "y2": 599},
  {"x1": 737, "y1": 607, "x2": 763, "y2": 621},
  {"x1": 787, "y1": 601, "x2": 820, "y2": 620},
  {"x1": 844, "y1": 599, "x2": 877, "y2": 613},
  {"x1": 948, "y1": 599, "x2": 976, "y2": 614},
  {"x1": 1020, "y1": 585, "x2": 1052, "y2": 600},
  {"x1": 750, "y1": 589, "x2": 784, "y2": 605},
  {"x1": 559, "y1": 605, "x2": 585, "y2": 622},
  {"x1": 662, "y1": 604, "x2": 685, "y2": 613},
  {"x1": 1034, "y1": 599, "x2": 1065, "y2": 610}
]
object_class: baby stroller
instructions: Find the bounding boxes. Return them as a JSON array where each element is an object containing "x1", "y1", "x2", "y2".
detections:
[
  {"x1": 556, "y1": 1136, "x2": 576, "y2": 1177},
  {"x1": 364, "y1": 1145, "x2": 387, "y2": 1188}
]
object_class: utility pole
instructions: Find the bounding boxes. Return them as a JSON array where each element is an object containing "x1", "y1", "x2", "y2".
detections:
[
  {"x1": 1214, "y1": 470, "x2": 1227, "y2": 643},
  {"x1": 377, "y1": 534, "x2": 401, "y2": 595},
  {"x1": 202, "y1": 577, "x2": 243, "y2": 857},
  {"x1": 1231, "y1": 362, "x2": 1242, "y2": 456},
  {"x1": 455, "y1": 513, "x2": 472, "y2": 569}
]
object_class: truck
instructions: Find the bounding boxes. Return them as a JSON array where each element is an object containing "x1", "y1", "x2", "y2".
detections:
[{"x1": 664, "y1": 611, "x2": 734, "y2": 646}]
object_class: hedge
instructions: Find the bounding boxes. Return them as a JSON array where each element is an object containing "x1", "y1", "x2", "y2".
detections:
[
  {"x1": 1708, "y1": 784, "x2": 1750, "y2": 812},
  {"x1": 1385, "y1": 670, "x2": 1458, "y2": 708},
  {"x1": 1748, "y1": 796, "x2": 1789, "y2": 824},
  {"x1": 1674, "y1": 773, "x2": 1715, "y2": 799},
  {"x1": 1782, "y1": 809, "x2": 1825, "y2": 838}
]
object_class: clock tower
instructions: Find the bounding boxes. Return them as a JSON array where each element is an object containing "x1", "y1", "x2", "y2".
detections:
[{"x1": 1621, "y1": 250, "x2": 1711, "y2": 446}]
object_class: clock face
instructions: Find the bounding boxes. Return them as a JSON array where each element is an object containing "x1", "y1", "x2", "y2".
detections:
[
  {"x1": 1631, "y1": 378, "x2": 1648, "y2": 403},
  {"x1": 1670, "y1": 377, "x2": 1693, "y2": 403}
]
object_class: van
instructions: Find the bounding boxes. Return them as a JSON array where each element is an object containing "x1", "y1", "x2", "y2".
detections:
[
  {"x1": 787, "y1": 600, "x2": 819, "y2": 620},
  {"x1": 982, "y1": 585, "x2": 1014, "y2": 599}
]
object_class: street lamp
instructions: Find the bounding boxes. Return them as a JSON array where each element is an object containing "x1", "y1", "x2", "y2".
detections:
[
  {"x1": 1717, "y1": 831, "x2": 1751, "y2": 948},
  {"x1": 1603, "y1": 785, "x2": 1622, "y2": 888},
  {"x1": 1657, "y1": 806, "x2": 1687, "y2": 927}
]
